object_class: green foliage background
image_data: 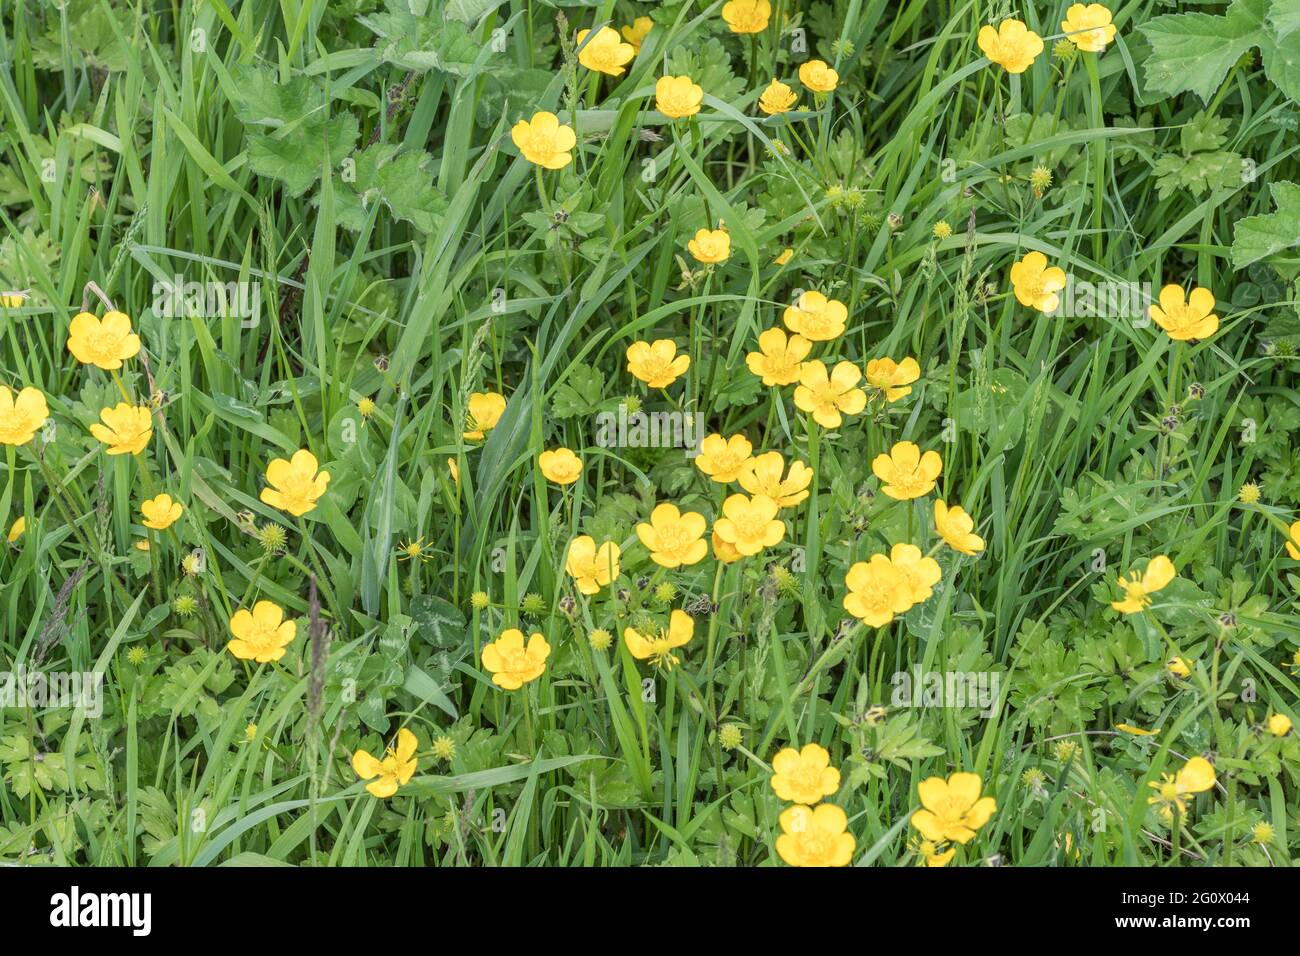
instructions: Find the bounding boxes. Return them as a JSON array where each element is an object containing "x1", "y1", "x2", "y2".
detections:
[{"x1": 1, "y1": 0, "x2": 1299, "y2": 866}]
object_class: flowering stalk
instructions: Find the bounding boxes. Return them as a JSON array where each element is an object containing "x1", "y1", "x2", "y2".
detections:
[{"x1": 1082, "y1": 51, "x2": 1105, "y2": 263}]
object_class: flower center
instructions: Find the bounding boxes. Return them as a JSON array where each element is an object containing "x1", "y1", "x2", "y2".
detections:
[
  {"x1": 859, "y1": 580, "x2": 893, "y2": 610},
  {"x1": 643, "y1": 357, "x2": 672, "y2": 377},
  {"x1": 656, "y1": 526, "x2": 690, "y2": 552},
  {"x1": 90, "y1": 329, "x2": 120, "y2": 356},
  {"x1": 793, "y1": 764, "x2": 823, "y2": 791},
  {"x1": 500, "y1": 648, "x2": 531, "y2": 674},
  {"x1": 799, "y1": 831, "x2": 830, "y2": 859}
]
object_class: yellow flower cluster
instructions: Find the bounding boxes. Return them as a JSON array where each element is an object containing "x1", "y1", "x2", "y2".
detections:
[
  {"x1": 832, "y1": 439, "x2": 985, "y2": 629},
  {"x1": 42, "y1": 303, "x2": 335, "y2": 688},
  {"x1": 908, "y1": 771, "x2": 997, "y2": 866},
  {"x1": 769, "y1": 743, "x2": 855, "y2": 867}
]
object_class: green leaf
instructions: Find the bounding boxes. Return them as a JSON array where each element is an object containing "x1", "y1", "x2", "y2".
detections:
[
  {"x1": 551, "y1": 363, "x2": 605, "y2": 418},
  {"x1": 247, "y1": 117, "x2": 357, "y2": 197},
  {"x1": 1232, "y1": 181, "x2": 1300, "y2": 268},
  {"x1": 1180, "y1": 110, "x2": 1231, "y2": 153},
  {"x1": 403, "y1": 665, "x2": 459, "y2": 720},
  {"x1": 1140, "y1": 0, "x2": 1265, "y2": 103},
  {"x1": 1142, "y1": 0, "x2": 1300, "y2": 104},
  {"x1": 1272, "y1": 0, "x2": 1300, "y2": 37},
  {"x1": 1153, "y1": 150, "x2": 1241, "y2": 199},
  {"x1": 229, "y1": 66, "x2": 360, "y2": 196},
  {"x1": 360, "y1": 2, "x2": 480, "y2": 74},
  {"x1": 330, "y1": 145, "x2": 447, "y2": 232},
  {"x1": 408, "y1": 594, "x2": 467, "y2": 647},
  {"x1": 228, "y1": 67, "x2": 323, "y2": 129},
  {"x1": 445, "y1": 0, "x2": 507, "y2": 23},
  {"x1": 1260, "y1": 23, "x2": 1300, "y2": 100}
]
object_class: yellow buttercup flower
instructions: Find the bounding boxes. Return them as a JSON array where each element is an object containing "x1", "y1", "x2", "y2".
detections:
[
  {"x1": 226, "y1": 600, "x2": 296, "y2": 663},
  {"x1": 260, "y1": 449, "x2": 330, "y2": 517},
  {"x1": 656, "y1": 75, "x2": 704, "y2": 119},
  {"x1": 782, "y1": 290, "x2": 848, "y2": 341},
  {"x1": 865, "y1": 356, "x2": 920, "y2": 402},
  {"x1": 843, "y1": 553, "x2": 912, "y2": 627},
  {"x1": 352, "y1": 728, "x2": 418, "y2": 798},
  {"x1": 721, "y1": 0, "x2": 770, "y2": 34},
  {"x1": 933, "y1": 500, "x2": 985, "y2": 555},
  {"x1": 1062, "y1": 3, "x2": 1117, "y2": 53},
  {"x1": 687, "y1": 226, "x2": 730, "y2": 264},
  {"x1": 1148, "y1": 285, "x2": 1219, "y2": 341},
  {"x1": 890, "y1": 543, "x2": 942, "y2": 606},
  {"x1": 464, "y1": 391, "x2": 507, "y2": 440},
  {"x1": 565, "y1": 535, "x2": 621, "y2": 594},
  {"x1": 915, "y1": 839, "x2": 956, "y2": 867},
  {"x1": 482, "y1": 628, "x2": 551, "y2": 690},
  {"x1": 713, "y1": 493, "x2": 784, "y2": 556},
  {"x1": 694, "y1": 433, "x2": 753, "y2": 484},
  {"x1": 977, "y1": 19, "x2": 1044, "y2": 74},
  {"x1": 140, "y1": 494, "x2": 183, "y2": 530},
  {"x1": 774, "y1": 247, "x2": 794, "y2": 266},
  {"x1": 776, "y1": 803, "x2": 855, "y2": 867},
  {"x1": 0, "y1": 386, "x2": 49, "y2": 446},
  {"x1": 794, "y1": 360, "x2": 867, "y2": 428},
  {"x1": 1267, "y1": 713, "x2": 1292, "y2": 736},
  {"x1": 7, "y1": 516, "x2": 25, "y2": 543},
  {"x1": 745, "y1": 327, "x2": 810, "y2": 386},
  {"x1": 624, "y1": 609, "x2": 695, "y2": 668},
  {"x1": 1287, "y1": 520, "x2": 1300, "y2": 559},
  {"x1": 1178, "y1": 756, "x2": 1216, "y2": 790},
  {"x1": 712, "y1": 529, "x2": 743, "y2": 564},
  {"x1": 738, "y1": 451, "x2": 812, "y2": 508},
  {"x1": 637, "y1": 503, "x2": 708, "y2": 568},
  {"x1": 770, "y1": 743, "x2": 841, "y2": 805},
  {"x1": 511, "y1": 111, "x2": 577, "y2": 170},
  {"x1": 66, "y1": 310, "x2": 141, "y2": 370},
  {"x1": 1147, "y1": 756, "x2": 1215, "y2": 821},
  {"x1": 872, "y1": 440, "x2": 943, "y2": 500},
  {"x1": 620, "y1": 16, "x2": 653, "y2": 52},
  {"x1": 0, "y1": 292, "x2": 27, "y2": 308},
  {"x1": 90, "y1": 403, "x2": 152, "y2": 455},
  {"x1": 538, "y1": 447, "x2": 583, "y2": 485},
  {"x1": 1110, "y1": 555, "x2": 1175, "y2": 614},
  {"x1": 626, "y1": 339, "x2": 690, "y2": 387},
  {"x1": 576, "y1": 26, "x2": 635, "y2": 76},
  {"x1": 798, "y1": 60, "x2": 839, "y2": 93},
  {"x1": 1167, "y1": 656, "x2": 1192, "y2": 679},
  {"x1": 1009, "y1": 251, "x2": 1067, "y2": 313},
  {"x1": 758, "y1": 77, "x2": 798, "y2": 115},
  {"x1": 911, "y1": 771, "x2": 997, "y2": 845}
]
